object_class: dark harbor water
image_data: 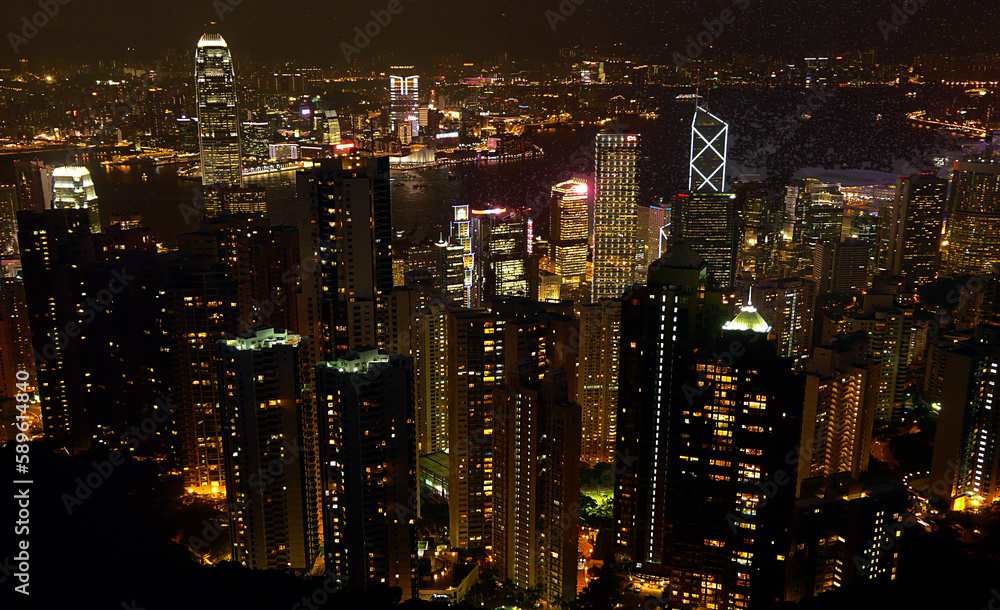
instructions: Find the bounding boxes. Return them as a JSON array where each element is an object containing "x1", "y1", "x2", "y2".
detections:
[{"x1": 2, "y1": 87, "x2": 964, "y2": 248}]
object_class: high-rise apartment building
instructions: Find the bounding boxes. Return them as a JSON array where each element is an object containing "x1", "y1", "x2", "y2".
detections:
[
  {"x1": 0, "y1": 185, "x2": 19, "y2": 257},
  {"x1": 168, "y1": 258, "x2": 239, "y2": 493},
  {"x1": 928, "y1": 327, "x2": 1000, "y2": 510},
  {"x1": 843, "y1": 294, "x2": 913, "y2": 423},
  {"x1": 801, "y1": 333, "x2": 879, "y2": 479},
  {"x1": 592, "y1": 130, "x2": 640, "y2": 301},
  {"x1": 317, "y1": 349, "x2": 417, "y2": 598},
  {"x1": 297, "y1": 157, "x2": 393, "y2": 360},
  {"x1": 216, "y1": 329, "x2": 321, "y2": 570},
  {"x1": 196, "y1": 33, "x2": 243, "y2": 187},
  {"x1": 448, "y1": 309, "x2": 505, "y2": 550},
  {"x1": 575, "y1": 299, "x2": 621, "y2": 464},
  {"x1": 17, "y1": 210, "x2": 95, "y2": 452},
  {"x1": 814, "y1": 239, "x2": 869, "y2": 294},
  {"x1": 494, "y1": 366, "x2": 581, "y2": 605}
]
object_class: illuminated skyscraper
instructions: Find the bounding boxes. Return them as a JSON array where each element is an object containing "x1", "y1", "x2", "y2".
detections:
[
  {"x1": 616, "y1": 243, "x2": 804, "y2": 608},
  {"x1": 843, "y1": 294, "x2": 913, "y2": 422},
  {"x1": 614, "y1": 241, "x2": 727, "y2": 575},
  {"x1": 450, "y1": 205, "x2": 474, "y2": 307},
  {"x1": 923, "y1": 326, "x2": 1000, "y2": 511},
  {"x1": 17, "y1": 209, "x2": 94, "y2": 452},
  {"x1": 751, "y1": 277, "x2": 815, "y2": 364},
  {"x1": 676, "y1": 192, "x2": 739, "y2": 287},
  {"x1": 216, "y1": 329, "x2": 321, "y2": 570},
  {"x1": 0, "y1": 185, "x2": 18, "y2": 257},
  {"x1": 689, "y1": 107, "x2": 728, "y2": 193},
  {"x1": 943, "y1": 154, "x2": 1000, "y2": 277},
  {"x1": 801, "y1": 333, "x2": 878, "y2": 479},
  {"x1": 448, "y1": 309, "x2": 505, "y2": 550},
  {"x1": 637, "y1": 204, "x2": 666, "y2": 269},
  {"x1": 795, "y1": 180, "x2": 844, "y2": 265},
  {"x1": 169, "y1": 259, "x2": 238, "y2": 493},
  {"x1": 472, "y1": 207, "x2": 529, "y2": 303},
  {"x1": 575, "y1": 299, "x2": 621, "y2": 464},
  {"x1": 592, "y1": 130, "x2": 640, "y2": 301},
  {"x1": 196, "y1": 33, "x2": 243, "y2": 187},
  {"x1": 52, "y1": 166, "x2": 101, "y2": 233},
  {"x1": 389, "y1": 73, "x2": 419, "y2": 137},
  {"x1": 298, "y1": 157, "x2": 393, "y2": 361},
  {"x1": 317, "y1": 349, "x2": 417, "y2": 598},
  {"x1": 882, "y1": 174, "x2": 947, "y2": 287},
  {"x1": 494, "y1": 366, "x2": 580, "y2": 605},
  {"x1": 550, "y1": 179, "x2": 590, "y2": 291},
  {"x1": 240, "y1": 121, "x2": 269, "y2": 160}
]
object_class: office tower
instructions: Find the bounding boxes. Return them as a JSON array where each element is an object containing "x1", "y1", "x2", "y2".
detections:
[
  {"x1": 843, "y1": 294, "x2": 913, "y2": 423},
  {"x1": 216, "y1": 329, "x2": 321, "y2": 570},
  {"x1": 689, "y1": 107, "x2": 728, "y2": 193},
  {"x1": 676, "y1": 192, "x2": 739, "y2": 287},
  {"x1": 0, "y1": 185, "x2": 18, "y2": 257},
  {"x1": 733, "y1": 179, "x2": 769, "y2": 278},
  {"x1": 14, "y1": 160, "x2": 53, "y2": 212},
  {"x1": 795, "y1": 181, "x2": 844, "y2": 266},
  {"x1": 203, "y1": 185, "x2": 267, "y2": 216},
  {"x1": 637, "y1": 203, "x2": 666, "y2": 269},
  {"x1": 472, "y1": 207, "x2": 529, "y2": 303},
  {"x1": 814, "y1": 240, "x2": 869, "y2": 294},
  {"x1": 614, "y1": 241, "x2": 728, "y2": 575},
  {"x1": 494, "y1": 366, "x2": 581, "y2": 605},
  {"x1": 389, "y1": 74, "x2": 419, "y2": 137},
  {"x1": 450, "y1": 205, "x2": 474, "y2": 306},
  {"x1": 575, "y1": 299, "x2": 621, "y2": 465},
  {"x1": 52, "y1": 166, "x2": 101, "y2": 233},
  {"x1": 550, "y1": 179, "x2": 590, "y2": 290},
  {"x1": 298, "y1": 157, "x2": 393, "y2": 360},
  {"x1": 196, "y1": 33, "x2": 243, "y2": 187},
  {"x1": 17, "y1": 210, "x2": 95, "y2": 452},
  {"x1": 241, "y1": 122, "x2": 270, "y2": 160},
  {"x1": 448, "y1": 309, "x2": 505, "y2": 550},
  {"x1": 881, "y1": 174, "x2": 947, "y2": 287},
  {"x1": 666, "y1": 318, "x2": 804, "y2": 610},
  {"x1": 618, "y1": 241, "x2": 805, "y2": 609},
  {"x1": 785, "y1": 477, "x2": 908, "y2": 600},
  {"x1": 168, "y1": 258, "x2": 239, "y2": 493},
  {"x1": 801, "y1": 333, "x2": 879, "y2": 479},
  {"x1": 943, "y1": 154, "x2": 1000, "y2": 276},
  {"x1": 751, "y1": 277, "x2": 815, "y2": 364},
  {"x1": 929, "y1": 327, "x2": 1000, "y2": 510},
  {"x1": 317, "y1": 349, "x2": 417, "y2": 599},
  {"x1": 324, "y1": 110, "x2": 342, "y2": 145},
  {"x1": 592, "y1": 130, "x2": 640, "y2": 301}
]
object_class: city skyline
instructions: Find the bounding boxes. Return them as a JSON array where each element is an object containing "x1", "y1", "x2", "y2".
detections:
[{"x1": 2, "y1": 5, "x2": 1000, "y2": 610}]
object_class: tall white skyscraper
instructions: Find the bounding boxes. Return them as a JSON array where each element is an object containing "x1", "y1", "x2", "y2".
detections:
[
  {"x1": 689, "y1": 106, "x2": 728, "y2": 193},
  {"x1": 196, "y1": 33, "x2": 242, "y2": 187},
  {"x1": 592, "y1": 130, "x2": 640, "y2": 301}
]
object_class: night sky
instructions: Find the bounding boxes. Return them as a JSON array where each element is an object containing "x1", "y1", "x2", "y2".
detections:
[{"x1": 3, "y1": 0, "x2": 999, "y2": 67}]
